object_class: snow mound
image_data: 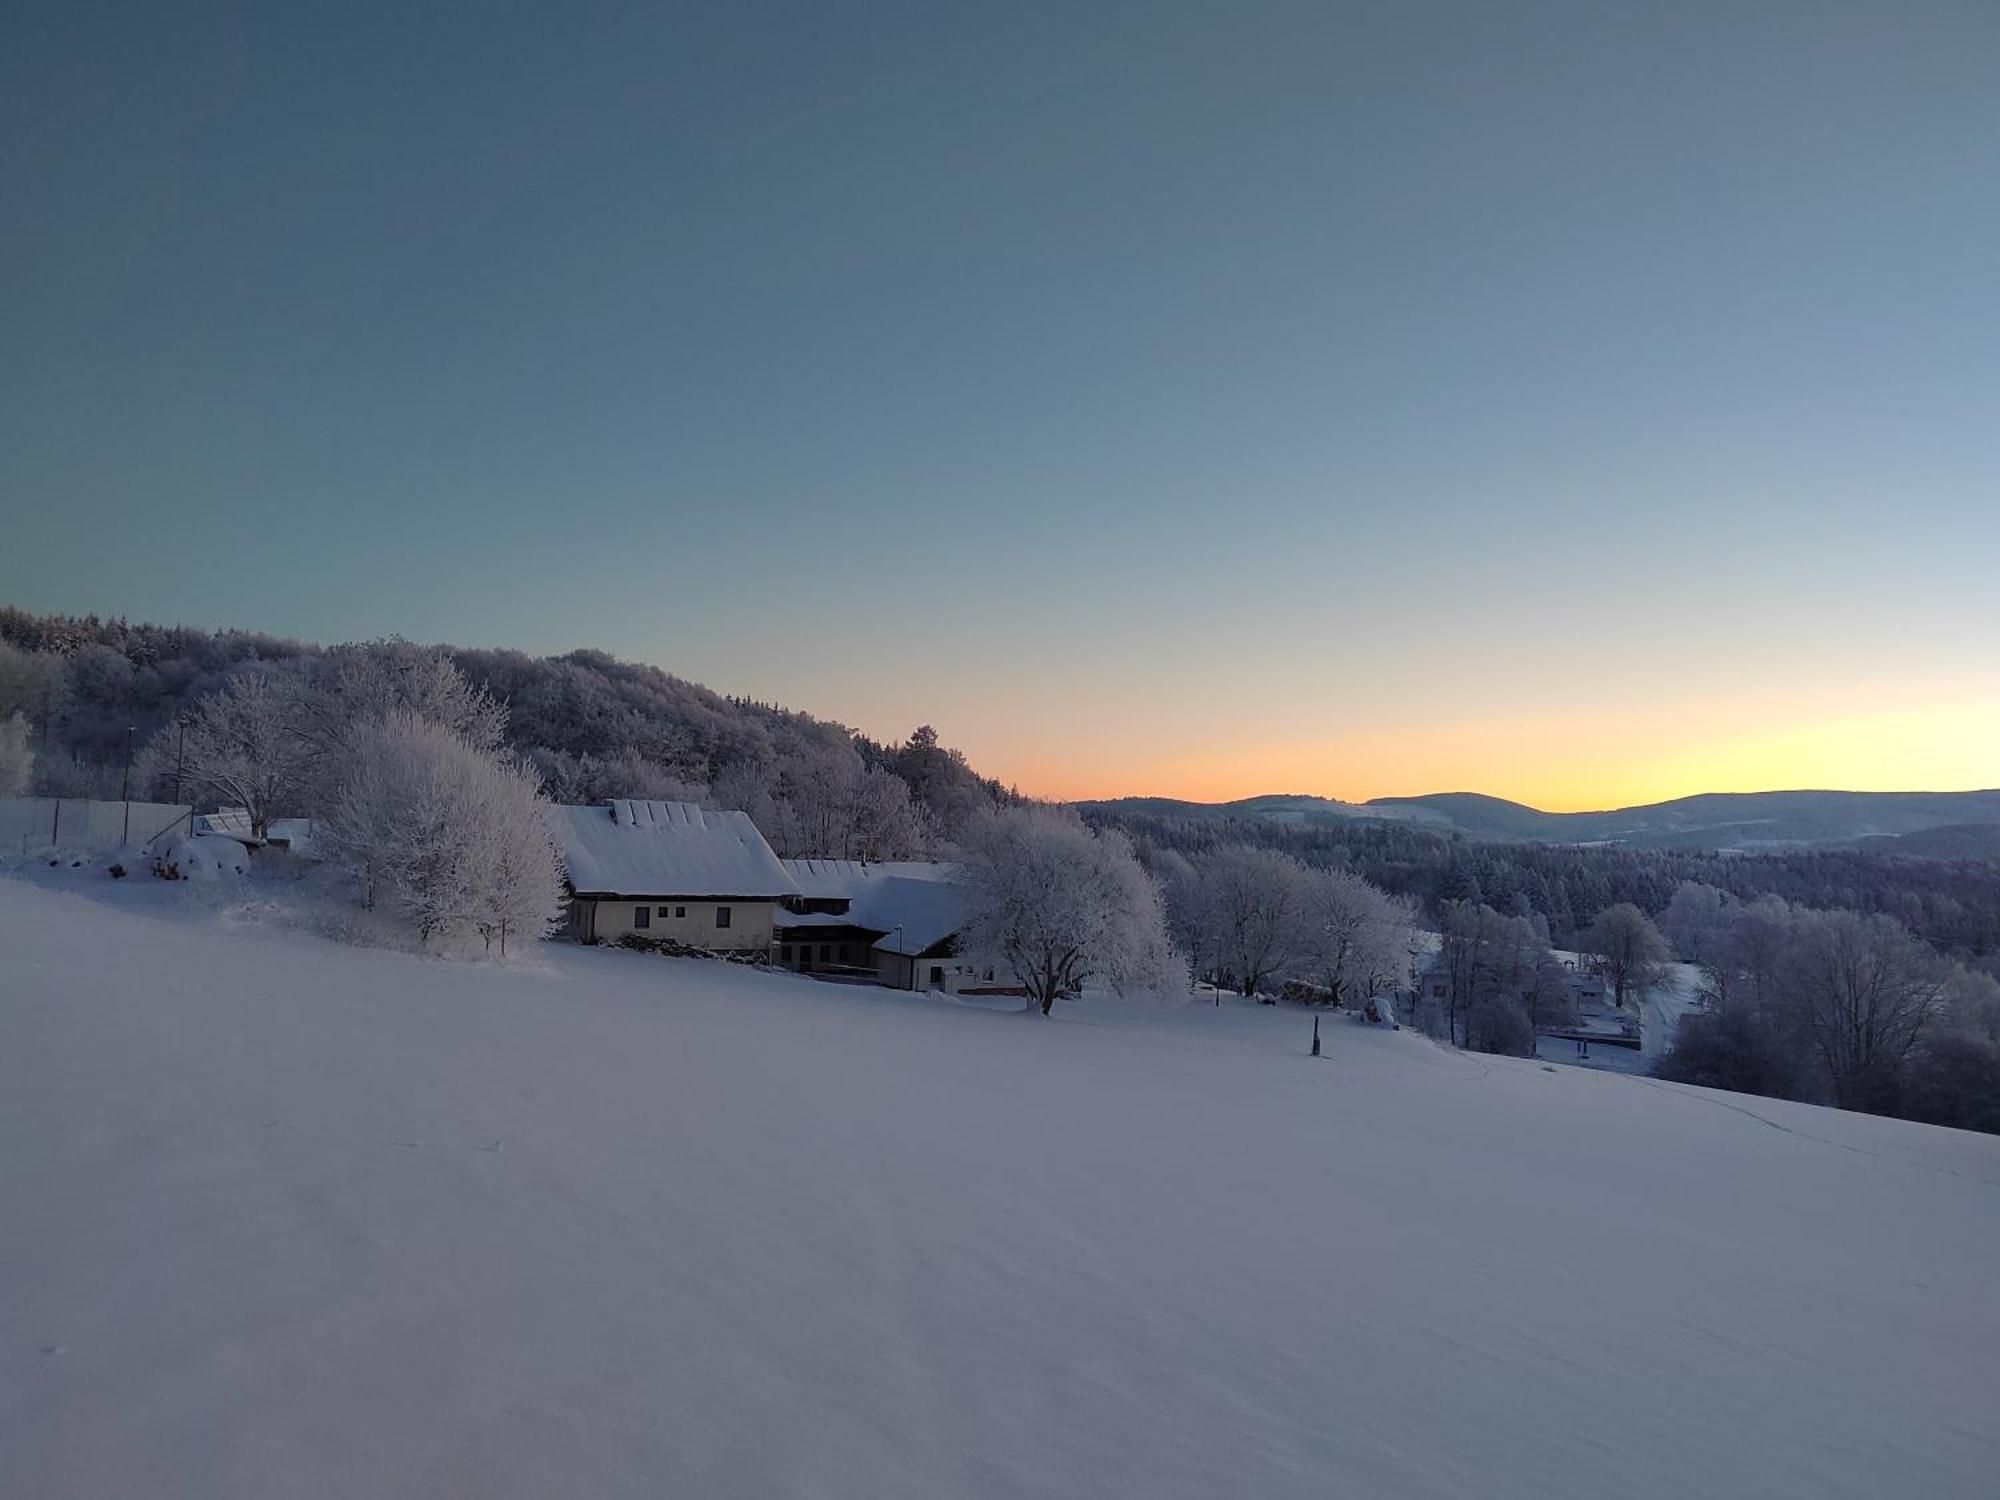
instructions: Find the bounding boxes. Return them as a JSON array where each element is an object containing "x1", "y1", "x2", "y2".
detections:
[{"x1": 149, "y1": 835, "x2": 251, "y2": 881}]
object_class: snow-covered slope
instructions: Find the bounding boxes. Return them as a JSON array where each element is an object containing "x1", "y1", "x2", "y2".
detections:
[{"x1": 3, "y1": 879, "x2": 1998, "y2": 1499}]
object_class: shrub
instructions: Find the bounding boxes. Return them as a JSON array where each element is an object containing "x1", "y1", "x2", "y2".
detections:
[{"x1": 1465, "y1": 995, "x2": 1536, "y2": 1057}]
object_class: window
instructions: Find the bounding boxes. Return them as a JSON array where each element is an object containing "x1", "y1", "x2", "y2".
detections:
[
  {"x1": 819, "y1": 944, "x2": 832, "y2": 962},
  {"x1": 657, "y1": 906, "x2": 670, "y2": 918},
  {"x1": 715, "y1": 905, "x2": 732, "y2": 929},
  {"x1": 675, "y1": 906, "x2": 686, "y2": 918},
  {"x1": 930, "y1": 966, "x2": 945, "y2": 989},
  {"x1": 633, "y1": 905, "x2": 650, "y2": 930}
]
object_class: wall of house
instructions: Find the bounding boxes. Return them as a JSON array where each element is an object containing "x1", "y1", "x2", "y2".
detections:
[
  {"x1": 874, "y1": 951, "x2": 989, "y2": 994},
  {"x1": 582, "y1": 898, "x2": 779, "y2": 950}
]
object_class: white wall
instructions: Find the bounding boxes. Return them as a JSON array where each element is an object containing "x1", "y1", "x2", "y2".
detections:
[
  {"x1": 584, "y1": 898, "x2": 778, "y2": 951},
  {"x1": 0, "y1": 798, "x2": 191, "y2": 856},
  {"x1": 873, "y1": 951, "x2": 988, "y2": 994}
]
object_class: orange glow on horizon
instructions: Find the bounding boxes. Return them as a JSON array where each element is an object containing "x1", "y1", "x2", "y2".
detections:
[{"x1": 986, "y1": 682, "x2": 2000, "y2": 812}]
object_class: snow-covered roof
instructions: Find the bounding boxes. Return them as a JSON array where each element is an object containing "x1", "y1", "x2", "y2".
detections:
[
  {"x1": 194, "y1": 808, "x2": 260, "y2": 847},
  {"x1": 555, "y1": 801, "x2": 797, "y2": 900},
  {"x1": 780, "y1": 858, "x2": 959, "y2": 900},
  {"x1": 863, "y1": 876, "x2": 966, "y2": 955},
  {"x1": 265, "y1": 817, "x2": 314, "y2": 852},
  {"x1": 775, "y1": 861, "x2": 967, "y2": 954}
]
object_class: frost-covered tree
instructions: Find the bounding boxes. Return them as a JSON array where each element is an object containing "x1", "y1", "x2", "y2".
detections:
[
  {"x1": 1579, "y1": 902, "x2": 1672, "y2": 1009},
  {"x1": 1660, "y1": 881, "x2": 1732, "y2": 967},
  {"x1": 0, "y1": 640, "x2": 54, "y2": 721},
  {"x1": 178, "y1": 670, "x2": 313, "y2": 838},
  {"x1": 1713, "y1": 895, "x2": 1799, "y2": 1013},
  {"x1": 471, "y1": 756, "x2": 566, "y2": 956},
  {"x1": 0, "y1": 712, "x2": 30, "y2": 797},
  {"x1": 846, "y1": 764, "x2": 928, "y2": 860},
  {"x1": 891, "y1": 723, "x2": 997, "y2": 839},
  {"x1": 1780, "y1": 909, "x2": 1952, "y2": 1110},
  {"x1": 1196, "y1": 846, "x2": 1312, "y2": 998},
  {"x1": 1151, "y1": 849, "x2": 1218, "y2": 994},
  {"x1": 956, "y1": 805, "x2": 1184, "y2": 1015},
  {"x1": 293, "y1": 643, "x2": 508, "y2": 815},
  {"x1": 1297, "y1": 869, "x2": 1417, "y2": 1007},
  {"x1": 322, "y1": 713, "x2": 562, "y2": 948},
  {"x1": 536, "y1": 746, "x2": 706, "y2": 807},
  {"x1": 1433, "y1": 899, "x2": 1562, "y2": 1045}
]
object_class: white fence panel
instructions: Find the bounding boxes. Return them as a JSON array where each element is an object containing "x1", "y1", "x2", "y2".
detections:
[{"x1": 0, "y1": 798, "x2": 193, "y2": 856}]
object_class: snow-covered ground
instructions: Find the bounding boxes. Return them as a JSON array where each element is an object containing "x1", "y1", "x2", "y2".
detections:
[{"x1": 4, "y1": 877, "x2": 1999, "y2": 1499}]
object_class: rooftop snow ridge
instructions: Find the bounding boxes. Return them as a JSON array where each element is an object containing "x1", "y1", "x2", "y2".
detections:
[{"x1": 554, "y1": 800, "x2": 796, "y2": 899}]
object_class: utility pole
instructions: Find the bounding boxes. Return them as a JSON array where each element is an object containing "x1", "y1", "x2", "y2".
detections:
[
  {"x1": 120, "y1": 725, "x2": 135, "y2": 843},
  {"x1": 174, "y1": 713, "x2": 191, "y2": 805}
]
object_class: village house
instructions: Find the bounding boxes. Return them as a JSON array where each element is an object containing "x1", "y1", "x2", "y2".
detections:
[
  {"x1": 776, "y1": 857, "x2": 996, "y2": 993},
  {"x1": 554, "y1": 799, "x2": 797, "y2": 950}
]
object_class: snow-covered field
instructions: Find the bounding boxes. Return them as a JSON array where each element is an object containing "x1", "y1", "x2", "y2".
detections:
[{"x1": 4, "y1": 877, "x2": 1999, "y2": 1499}]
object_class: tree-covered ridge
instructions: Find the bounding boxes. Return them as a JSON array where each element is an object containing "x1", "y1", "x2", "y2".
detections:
[
  {"x1": 0, "y1": 607, "x2": 1013, "y2": 855},
  {"x1": 1084, "y1": 802, "x2": 2000, "y2": 968}
]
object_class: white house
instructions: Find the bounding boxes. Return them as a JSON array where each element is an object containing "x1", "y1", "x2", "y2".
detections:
[
  {"x1": 554, "y1": 800, "x2": 798, "y2": 951},
  {"x1": 776, "y1": 857, "x2": 999, "y2": 993}
]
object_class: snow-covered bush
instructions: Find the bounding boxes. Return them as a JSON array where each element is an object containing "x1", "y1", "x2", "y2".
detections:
[
  {"x1": 149, "y1": 835, "x2": 248, "y2": 882},
  {"x1": 1465, "y1": 995, "x2": 1535, "y2": 1057},
  {"x1": 956, "y1": 805, "x2": 1185, "y2": 1015},
  {"x1": 320, "y1": 712, "x2": 563, "y2": 951}
]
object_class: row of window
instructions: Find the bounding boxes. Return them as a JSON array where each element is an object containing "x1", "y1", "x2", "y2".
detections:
[
  {"x1": 633, "y1": 904, "x2": 731, "y2": 930},
  {"x1": 785, "y1": 943, "x2": 858, "y2": 966}
]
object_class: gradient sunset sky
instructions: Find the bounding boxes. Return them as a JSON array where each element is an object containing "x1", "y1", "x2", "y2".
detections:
[{"x1": 3, "y1": 2, "x2": 1996, "y2": 810}]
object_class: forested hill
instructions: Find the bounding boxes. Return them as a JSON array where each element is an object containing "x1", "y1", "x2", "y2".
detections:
[
  {"x1": 1086, "y1": 787, "x2": 2000, "y2": 850},
  {"x1": 0, "y1": 607, "x2": 1012, "y2": 855},
  {"x1": 1083, "y1": 801, "x2": 2000, "y2": 966}
]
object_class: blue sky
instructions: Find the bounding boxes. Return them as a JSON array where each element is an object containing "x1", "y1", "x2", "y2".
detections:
[{"x1": 3, "y1": 2, "x2": 1996, "y2": 803}]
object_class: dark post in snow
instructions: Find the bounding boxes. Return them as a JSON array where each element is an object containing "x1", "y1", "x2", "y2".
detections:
[
  {"x1": 1311, "y1": 1014, "x2": 1321, "y2": 1057},
  {"x1": 120, "y1": 725, "x2": 135, "y2": 843},
  {"x1": 173, "y1": 713, "x2": 191, "y2": 805}
]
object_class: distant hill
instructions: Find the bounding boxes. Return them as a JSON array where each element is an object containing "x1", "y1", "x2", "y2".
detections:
[
  {"x1": 1083, "y1": 788, "x2": 2000, "y2": 852},
  {"x1": 1854, "y1": 822, "x2": 2000, "y2": 861}
]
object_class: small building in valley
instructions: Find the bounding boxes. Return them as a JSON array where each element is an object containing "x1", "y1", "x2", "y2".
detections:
[{"x1": 555, "y1": 800, "x2": 797, "y2": 950}]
